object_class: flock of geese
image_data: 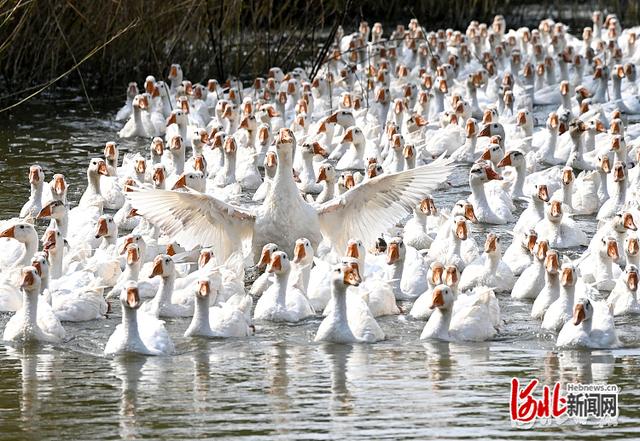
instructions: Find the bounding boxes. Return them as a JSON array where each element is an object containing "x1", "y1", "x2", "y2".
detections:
[{"x1": 3, "y1": 11, "x2": 640, "y2": 355}]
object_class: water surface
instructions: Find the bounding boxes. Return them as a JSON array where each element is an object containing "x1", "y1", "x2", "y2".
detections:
[{"x1": 0, "y1": 94, "x2": 638, "y2": 440}]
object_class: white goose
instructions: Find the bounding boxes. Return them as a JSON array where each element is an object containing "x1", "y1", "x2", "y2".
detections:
[
  {"x1": 459, "y1": 233, "x2": 515, "y2": 293},
  {"x1": 607, "y1": 264, "x2": 640, "y2": 316},
  {"x1": 184, "y1": 277, "x2": 252, "y2": 338},
  {"x1": 127, "y1": 128, "x2": 453, "y2": 263},
  {"x1": 556, "y1": 299, "x2": 619, "y2": 348},
  {"x1": 3, "y1": 267, "x2": 64, "y2": 344},
  {"x1": 314, "y1": 263, "x2": 384, "y2": 343},
  {"x1": 19, "y1": 165, "x2": 45, "y2": 222},
  {"x1": 511, "y1": 240, "x2": 549, "y2": 300},
  {"x1": 253, "y1": 251, "x2": 314, "y2": 322},
  {"x1": 104, "y1": 282, "x2": 174, "y2": 356},
  {"x1": 420, "y1": 284, "x2": 499, "y2": 342}
]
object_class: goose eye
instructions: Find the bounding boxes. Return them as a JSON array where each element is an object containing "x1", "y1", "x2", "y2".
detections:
[
  {"x1": 165, "y1": 258, "x2": 170, "y2": 263},
  {"x1": 19, "y1": 225, "x2": 24, "y2": 229}
]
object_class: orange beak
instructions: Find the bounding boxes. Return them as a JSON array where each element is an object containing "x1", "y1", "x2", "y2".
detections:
[
  {"x1": 550, "y1": 200, "x2": 562, "y2": 217},
  {"x1": 126, "y1": 287, "x2": 141, "y2": 308},
  {"x1": 266, "y1": 152, "x2": 277, "y2": 168},
  {"x1": 445, "y1": 267, "x2": 458, "y2": 286},
  {"x1": 485, "y1": 166, "x2": 502, "y2": 181},
  {"x1": 624, "y1": 213, "x2": 637, "y2": 231},
  {"x1": 267, "y1": 254, "x2": 282, "y2": 273},
  {"x1": 342, "y1": 129, "x2": 354, "y2": 143},
  {"x1": 628, "y1": 238, "x2": 639, "y2": 256},
  {"x1": 465, "y1": 204, "x2": 478, "y2": 223},
  {"x1": 293, "y1": 242, "x2": 306, "y2": 263},
  {"x1": 97, "y1": 161, "x2": 108, "y2": 176},
  {"x1": 430, "y1": 287, "x2": 444, "y2": 309},
  {"x1": 52, "y1": 175, "x2": 66, "y2": 195},
  {"x1": 484, "y1": 234, "x2": 497, "y2": 253},
  {"x1": 127, "y1": 246, "x2": 139, "y2": 265},
  {"x1": 21, "y1": 269, "x2": 35, "y2": 289},
  {"x1": 166, "y1": 113, "x2": 177, "y2": 127},
  {"x1": 627, "y1": 271, "x2": 638, "y2": 291},
  {"x1": 608, "y1": 240, "x2": 619, "y2": 260},
  {"x1": 313, "y1": 142, "x2": 328, "y2": 157},
  {"x1": 119, "y1": 236, "x2": 135, "y2": 255},
  {"x1": 572, "y1": 304, "x2": 586, "y2": 325},
  {"x1": 545, "y1": 252, "x2": 559, "y2": 272},
  {"x1": 150, "y1": 257, "x2": 164, "y2": 277},
  {"x1": 344, "y1": 174, "x2": 355, "y2": 189},
  {"x1": 37, "y1": 202, "x2": 54, "y2": 219},
  {"x1": 431, "y1": 265, "x2": 444, "y2": 285},
  {"x1": 95, "y1": 217, "x2": 108, "y2": 238},
  {"x1": 538, "y1": 185, "x2": 549, "y2": 202},
  {"x1": 345, "y1": 241, "x2": 359, "y2": 258},
  {"x1": 456, "y1": 221, "x2": 468, "y2": 240},
  {"x1": 172, "y1": 174, "x2": 187, "y2": 190},
  {"x1": 343, "y1": 264, "x2": 361, "y2": 286},
  {"x1": 497, "y1": 153, "x2": 511, "y2": 167},
  {"x1": 198, "y1": 280, "x2": 210, "y2": 297},
  {"x1": 199, "y1": 251, "x2": 212, "y2": 268},
  {"x1": 135, "y1": 160, "x2": 146, "y2": 174},
  {"x1": 561, "y1": 267, "x2": 573, "y2": 286},
  {"x1": 387, "y1": 242, "x2": 400, "y2": 264},
  {"x1": 316, "y1": 166, "x2": 327, "y2": 183},
  {"x1": 527, "y1": 234, "x2": 538, "y2": 253}
]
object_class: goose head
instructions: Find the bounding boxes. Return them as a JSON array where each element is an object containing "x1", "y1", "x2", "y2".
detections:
[
  {"x1": 478, "y1": 121, "x2": 505, "y2": 141},
  {"x1": 597, "y1": 153, "x2": 612, "y2": 174},
  {"x1": 150, "y1": 254, "x2": 175, "y2": 279},
  {"x1": 95, "y1": 214, "x2": 116, "y2": 240},
  {"x1": 452, "y1": 200, "x2": 478, "y2": 223},
  {"x1": 484, "y1": 233, "x2": 502, "y2": 256},
  {"x1": 534, "y1": 239, "x2": 549, "y2": 261},
  {"x1": 31, "y1": 252, "x2": 49, "y2": 281},
  {"x1": 469, "y1": 161, "x2": 502, "y2": 185},
  {"x1": 572, "y1": 299, "x2": 593, "y2": 325},
  {"x1": 28, "y1": 164, "x2": 44, "y2": 187},
  {"x1": 133, "y1": 156, "x2": 147, "y2": 178},
  {"x1": 465, "y1": 118, "x2": 478, "y2": 138},
  {"x1": 418, "y1": 196, "x2": 437, "y2": 215},
  {"x1": 366, "y1": 162, "x2": 384, "y2": 179},
  {"x1": 88, "y1": 158, "x2": 109, "y2": 179},
  {"x1": 625, "y1": 233, "x2": 639, "y2": 260},
  {"x1": 1, "y1": 223, "x2": 38, "y2": 246},
  {"x1": 192, "y1": 155, "x2": 207, "y2": 174},
  {"x1": 104, "y1": 142, "x2": 118, "y2": 164},
  {"x1": 150, "y1": 137, "x2": 164, "y2": 161},
  {"x1": 168, "y1": 64, "x2": 183, "y2": 83},
  {"x1": 152, "y1": 164, "x2": 166, "y2": 189},
  {"x1": 451, "y1": 215, "x2": 469, "y2": 240},
  {"x1": 497, "y1": 149, "x2": 524, "y2": 169},
  {"x1": 293, "y1": 238, "x2": 314, "y2": 265},
  {"x1": 267, "y1": 250, "x2": 291, "y2": 275},
  {"x1": 121, "y1": 282, "x2": 142, "y2": 310},
  {"x1": 560, "y1": 262, "x2": 576, "y2": 287},
  {"x1": 546, "y1": 199, "x2": 563, "y2": 222},
  {"x1": 428, "y1": 261, "x2": 444, "y2": 286},
  {"x1": 42, "y1": 227, "x2": 62, "y2": 255},
  {"x1": 300, "y1": 141, "x2": 328, "y2": 159},
  {"x1": 257, "y1": 243, "x2": 278, "y2": 268},
  {"x1": 386, "y1": 237, "x2": 405, "y2": 265},
  {"x1": 274, "y1": 128, "x2": 296, "y2": 163},
  {"x1": 37, "y1": 200, "x2": 66, "y2": 221},
  {"x1": 345, "y1": 238, "x2": 365, "y2": 262},
  {"x1": 612, "y1": 161, "x2": 626, "y2": 183},
  {"x1": 49, "y1": 174, "x2": 67, "y2": 202},
  {"x1": 257, "y1": 123, "x2": 272, "y2": 146},
  {"x1": 326, "y1": 110, "x2": 355, "y2": 129},
  {"x1": 127, "y1": 81, "x2": 140, "y2": 98},
  {"x1": 337, "y1": 172, "x2": 356, "y2": 193},
  {"x1": 166, "y1": 109, "x2": 187, "y2": 127},
  {"x1": 333, "y1": 262, "x2": 362, "y2": 288},
  {"x1": 195, "y1": 277, "x2": 220, "y2": 302},
  {"x1": 20, "y1": 266, "x2": 41, "y2": 293},
  {"x1": 172, "y1": 171, "x2": 205, "y2": 192},
  {"x1": 600, "y1": 236, "x2": 620, "y2": 263},
  {"x1": 340, "y1": 126, "x2": 364, "y2": 147},
  {"x1": 125, "y1": 243, "x2": 141, "y2": 266},
  {"x1": 239, "y1": 114, "x2": 257, "y2": 133},
  {"x1": 532, "y1": 183, "x2": 550, "y2": 203},
  {"x1": 197, "y1": 248, "x2": 214, "y2": 269},
  {"x1": 169, "y1": 135, "x2": 184, "y2": 154},
  {"x1": 561, "y1": 167, "x2": 574, "y2": 186},
  {"x1": 391, "y1": 133, "x2": 405, "y2": 153},
  {"x1": 613, "y1": 212, "x2": 637, "y2": 233},
  {"x1": 119, "y1": 234, "x2": 145, "y2": 256},
  {"x1": 316, "y1": 163, "x2": 336, "y2": 184},
  {"x1": 624, "y1": 264, "x2": 639, "y2": 291},
  {"x1": 544, "y1": 249, "x2": 560, "y2": 275},
  {"x1": 430, "y1": 284, "x2": 455, "y2": 310}
]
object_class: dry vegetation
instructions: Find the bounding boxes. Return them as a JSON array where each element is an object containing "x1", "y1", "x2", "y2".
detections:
[{"x1": 0, "y1": 0, "x2": 637, "y2": 103}]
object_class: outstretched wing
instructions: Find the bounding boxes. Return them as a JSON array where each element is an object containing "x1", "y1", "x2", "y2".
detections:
[
  {"x1": 316, "y1": 155, "x2": 454, "y2": 253},
  {"x1": 126, "y1": 188, "x2": 255, "y2": 262}
]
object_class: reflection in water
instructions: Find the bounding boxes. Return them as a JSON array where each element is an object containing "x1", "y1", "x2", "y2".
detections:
[
  {"x1": 191, "y1": 340, "x2": 211, "y2": 408},
  {"x1": 111, "y1": 354, "x2": 146, "y2": 440},
  {"x1": 423, "y1": 341, "x2": 454, "y2": 384},
  {"x1": 320, "y1": 343, "x2": 353, "y2": 414}
]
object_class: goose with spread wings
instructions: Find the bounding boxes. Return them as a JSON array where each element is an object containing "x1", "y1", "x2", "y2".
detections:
[{"x1": 126, "y1": 128, "x2": 454, "y2": 263}]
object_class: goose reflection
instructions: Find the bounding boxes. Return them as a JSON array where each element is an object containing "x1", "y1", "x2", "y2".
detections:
[
  {"x1": 111, "y1": 354, "x2": 146, "y2": 440},
  {"x1": 319, "y1": 342, "x2": 354, "y2": 414},
  {"x1": 556, "y1": 350, "x2": 615, "y2": 384},
  {"x1": 191, "y1": 339, "x2": 211, "y2": 406},
  {"x1": 422, "y1": 341, "x2": 455, "y2": 384},
  {"x1": 267, "y1": 342, "x2": 290, "y2": 414}
]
